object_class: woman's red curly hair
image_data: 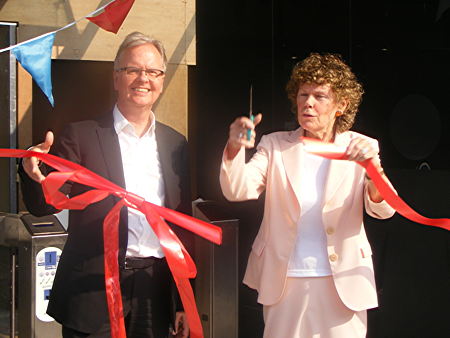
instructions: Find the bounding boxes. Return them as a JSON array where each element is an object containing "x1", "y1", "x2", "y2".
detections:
[{"x1": 286, "y1": 53, "x2": 364, "y2": 133}]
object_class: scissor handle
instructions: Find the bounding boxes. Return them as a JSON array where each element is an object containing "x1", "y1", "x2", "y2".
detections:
[{"x1": 246, "y1": 114, "x2": 254, "y2": 141}]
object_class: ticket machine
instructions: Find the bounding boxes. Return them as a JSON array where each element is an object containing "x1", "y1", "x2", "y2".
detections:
[{"x1": 0, "y1": 212, "x2": 67, "y2": 338}]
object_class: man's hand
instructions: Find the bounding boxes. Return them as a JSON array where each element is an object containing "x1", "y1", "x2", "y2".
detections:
[
  {"x1": 23, "y1": 131, "x2": 54, "y2": 183},
  {"x1": 172, "y1": 311, "x2": 189, "y2": 338}
]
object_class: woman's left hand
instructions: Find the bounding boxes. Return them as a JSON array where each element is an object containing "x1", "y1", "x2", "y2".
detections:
[
  {"x1": 346, "y1": 136, "x2": 387, "y2": 203},
  {"x1": 345, "y1": 137, "x2": 379, "y2": 163}
]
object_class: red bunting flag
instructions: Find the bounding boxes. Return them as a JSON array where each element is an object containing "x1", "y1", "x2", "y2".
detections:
[{"x1": 87, "y1": 0, "x2": 135, "y2": 34}]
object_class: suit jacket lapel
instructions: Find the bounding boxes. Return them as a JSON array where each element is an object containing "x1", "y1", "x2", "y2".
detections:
[
  {"x1": 281, "y1": 128, "x2": 305, "y2": 206},
  {"x1": 323, "y1": 131, "x2": 352, "y2": 210},
  {"x1": 95, "y1": 113, "x2": 128, "y2": 258},
  {"x1": 155, "y1": 122, "x2": 180, "y2": 210},
  {"x1": 280, "y1": 128, "x2": 352, "y2": 213},
  {"x1": 96, "y1": 113, "x2": 126, "y2": 189}
]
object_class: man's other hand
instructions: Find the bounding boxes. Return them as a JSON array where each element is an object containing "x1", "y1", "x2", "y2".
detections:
[{"x1": 23, "y1": 131, "x2": 54, "y2": 183}]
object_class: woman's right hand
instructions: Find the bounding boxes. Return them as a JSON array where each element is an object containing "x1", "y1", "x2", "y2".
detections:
[
  {"x1": 225, "y1": 113, "x2": 262, "y2": 160},
  {"x1": 23, "y1": 131, "x2": 54, "y2": 183}
]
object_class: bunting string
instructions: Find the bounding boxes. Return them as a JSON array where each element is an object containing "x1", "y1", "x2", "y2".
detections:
[
  {"x1": 0, "y1": 0, "x2": 119, "y2": 54},
  {"x1": 0, "y1": 0, "x2": 135, "y2": 106}
]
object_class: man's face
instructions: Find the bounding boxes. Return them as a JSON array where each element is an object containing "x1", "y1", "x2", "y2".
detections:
[{"x1": 114, "y1": 43, "x2": 165, "y2": 111}]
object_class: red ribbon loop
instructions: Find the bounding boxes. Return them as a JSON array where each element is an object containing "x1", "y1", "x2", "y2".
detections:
[{"x1": 0, "y1": 148, "x2": 222, "y2": 338}]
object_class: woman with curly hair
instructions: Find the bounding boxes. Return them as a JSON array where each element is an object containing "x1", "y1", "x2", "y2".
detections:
[{"x1": 220, "y1": 53, "x2": 395, "y2": 337}]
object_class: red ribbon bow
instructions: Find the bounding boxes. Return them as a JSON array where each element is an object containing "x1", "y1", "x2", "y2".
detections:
[
  {"x1": 301, "y1": 137, "x2": 450, "y2": 231},
  {"x1": 0, "y1": 148, "x2": 222, "y2": 338}
]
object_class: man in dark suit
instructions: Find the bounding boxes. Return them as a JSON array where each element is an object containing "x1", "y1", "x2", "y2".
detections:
[{"x1": 19, "y1": 32, "x2": 190, "y2": 338}]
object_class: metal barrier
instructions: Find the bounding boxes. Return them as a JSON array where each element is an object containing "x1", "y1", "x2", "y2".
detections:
[
  {"x1": 192, "y1": 200, "x2": 239, "y2": 338},
  {"x1": 0, "y1": 212, "x2": 67, "y2": 338}
]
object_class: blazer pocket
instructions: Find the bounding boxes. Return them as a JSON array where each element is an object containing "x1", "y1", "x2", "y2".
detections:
[{"x1": 251, "y1": 238, "x2": 266, "y2": 257}]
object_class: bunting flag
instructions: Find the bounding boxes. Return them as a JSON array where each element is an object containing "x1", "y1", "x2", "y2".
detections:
[
  {"x1": 87, "y1": 0, "x2": 135, "y2": 34},
  {"x1": 12, "y1": 33, "x2": 56, "y2": 107},
  {"x1": 0, "y1": 0, "x2": 135, "y2": 107}
]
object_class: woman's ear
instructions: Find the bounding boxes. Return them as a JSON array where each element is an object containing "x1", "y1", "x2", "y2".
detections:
[{"x1": 338, "y1": 98, "x2": 349, "y2": 112}]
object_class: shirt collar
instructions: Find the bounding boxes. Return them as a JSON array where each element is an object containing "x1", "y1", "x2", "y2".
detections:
[{"x1": 113, "y1": 105, "x2": 156, "y2": 137}]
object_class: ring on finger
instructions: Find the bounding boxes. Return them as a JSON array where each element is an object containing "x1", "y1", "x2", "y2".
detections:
[
  {"x1": 238, "y1": 132, "x2": 243, "y2": 139},
  {"x1": 361, "y1": 147, "x2": 368, "y2": 155}
]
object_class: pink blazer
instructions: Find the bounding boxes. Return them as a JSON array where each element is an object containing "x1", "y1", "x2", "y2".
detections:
[{"x1": 220, "y1": 128, "x2": 395, "y2": 311}]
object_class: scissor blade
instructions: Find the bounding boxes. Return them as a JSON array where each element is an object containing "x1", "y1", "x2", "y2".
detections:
[{"x1": 249, "y1": 85, "x2": 253, "y2": 117}]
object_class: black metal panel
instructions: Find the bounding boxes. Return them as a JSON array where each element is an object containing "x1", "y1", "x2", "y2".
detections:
[{"x1": 193, "y1": 201, "x2": 239, "y2": 338}]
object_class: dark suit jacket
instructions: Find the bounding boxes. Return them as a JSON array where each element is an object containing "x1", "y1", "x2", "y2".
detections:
[{"x1": 19, "y1": 112, "x2": 192, "y2": 333}]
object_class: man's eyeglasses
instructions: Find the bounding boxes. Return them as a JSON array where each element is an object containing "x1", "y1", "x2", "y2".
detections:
[{"x1": 116, "y1": 67, "x2": 165, "y2": 79}]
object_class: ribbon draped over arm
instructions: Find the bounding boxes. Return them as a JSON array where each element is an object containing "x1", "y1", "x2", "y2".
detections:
[
  {"x1": 0, "y1": 148, "x2": 222, "y2": 338},
  {"x1": 301, "y1": 137, "x2": 450, "y2": 231}
]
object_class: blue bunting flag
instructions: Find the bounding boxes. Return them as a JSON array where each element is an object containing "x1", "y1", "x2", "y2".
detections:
[{"x1": 12, "y1": 33, "x2": 55, "y2": 106}]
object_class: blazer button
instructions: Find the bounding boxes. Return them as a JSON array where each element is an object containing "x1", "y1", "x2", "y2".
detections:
[
  {"x1": 329, "y1": 253, "x2": 338, "y2": 262},
  {"x1": 326, "y1": 227, "x2": 335, "y2": 235}
]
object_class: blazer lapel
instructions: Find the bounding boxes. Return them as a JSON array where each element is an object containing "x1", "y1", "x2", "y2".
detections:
[
  {"x1": 323, "y1": 131, "x2": 352, "y2": 209},
  {"x1": 155, "y1": 122, "x2": 180, "y2": 210},
  {"x1": 96, "y1": 113, "x2": 126, "y2": 189},
  {"x1": 95, "y1": 113, "x2": 128, "y2": 258},
  {"x1": 280, "y1": 129, "x2": 352, "y2": 212},
  {"x1": 280, "y1": 128, "x2": 305, "y2": 206}
]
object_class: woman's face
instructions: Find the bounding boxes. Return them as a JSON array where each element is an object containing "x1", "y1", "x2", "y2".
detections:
[{"x1": 296, "y1": 83, "x2": 345, "y2": 140}]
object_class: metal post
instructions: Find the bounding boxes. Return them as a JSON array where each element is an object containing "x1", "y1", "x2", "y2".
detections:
[
  {"x1": 1, "y1": 21, "x2": 19, "y2": 338},
  {"x1": 0, "y1": 21, "x2": 18, "y2": 214},
  {"x1": 8, "y1": 23, "x2": 18, "y2": 215},
  {"x1": 9, "y1": 248, "x2": 16, "y2": 338}
]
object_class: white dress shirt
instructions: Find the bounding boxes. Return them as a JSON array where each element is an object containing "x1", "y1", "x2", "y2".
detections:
[{"x1": 113, "y1": 106, "x2": 165, "y2": 258}]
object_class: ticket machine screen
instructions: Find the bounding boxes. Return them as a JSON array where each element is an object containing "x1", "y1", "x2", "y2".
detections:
[{"x1": 44, "y1": 251, "x2": 57, "y2": 267}]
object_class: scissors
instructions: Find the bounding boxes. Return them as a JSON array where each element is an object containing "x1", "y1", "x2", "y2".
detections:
[{"x1": 247, "y1": 85, "x2": 254, "y2": 141}]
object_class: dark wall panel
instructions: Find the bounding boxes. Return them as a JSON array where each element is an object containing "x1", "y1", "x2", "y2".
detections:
[
  {"x1": 365, "y1": 169, "x2": 450, "y2": 337},
  {"x1": 32, "y1": 60, "x2": 115, "y2": 145}
]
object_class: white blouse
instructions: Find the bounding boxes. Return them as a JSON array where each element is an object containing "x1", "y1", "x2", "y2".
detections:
[{"x1": 287, "y1": 150, "x2": 332, "y2": 277}]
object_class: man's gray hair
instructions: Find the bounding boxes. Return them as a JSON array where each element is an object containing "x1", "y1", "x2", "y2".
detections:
[{"x1": 114, "y1": 31, "x2": 167, "y2": 70}]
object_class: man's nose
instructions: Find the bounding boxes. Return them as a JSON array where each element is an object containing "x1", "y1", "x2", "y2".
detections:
[{"x1": 136, "y1": 70, "x2": 150, "y2": 80}]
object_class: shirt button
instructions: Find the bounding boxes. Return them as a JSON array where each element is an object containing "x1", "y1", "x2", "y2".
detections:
[
  {"x1": 326, "y1": 227, "x2": 335, "y2": 235},
  {"x1": 329, "y1": 253, "x2": 338, "y2": 262}
]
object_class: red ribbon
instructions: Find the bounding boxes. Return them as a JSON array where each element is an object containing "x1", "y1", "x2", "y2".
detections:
[
  {"x1": 301, "y1": 137, "x2": 450, "y2": 231},
  {"x1": 0, "y1": 148, "x2": 222, "y2": 338}
]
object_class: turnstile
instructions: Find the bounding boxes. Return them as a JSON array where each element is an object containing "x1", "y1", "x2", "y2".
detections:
[
  {"x1": 0, "y1": 212, "x2": 66, "y2": 338},
  {"x1": 193, "y1": 200, "x2": 239, "y2": 338}
]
